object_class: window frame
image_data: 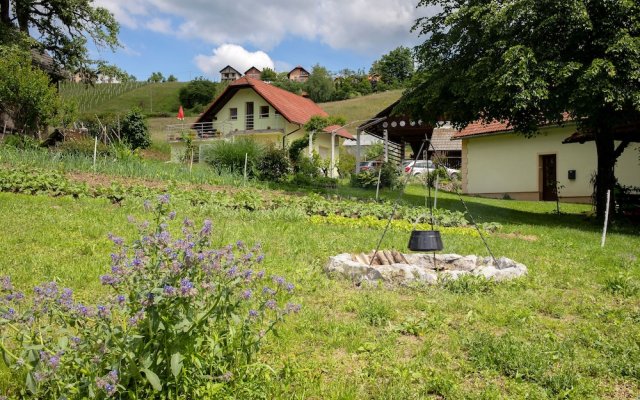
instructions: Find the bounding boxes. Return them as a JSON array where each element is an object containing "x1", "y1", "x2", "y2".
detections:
[
  {"x1": 259, "y1": 105, "x2": 269, "y2": 119},
  {"x1": 229, "y1": 107, "x2": 238, "y2": 120}
]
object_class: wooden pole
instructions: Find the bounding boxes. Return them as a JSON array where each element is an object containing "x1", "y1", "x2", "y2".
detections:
[
  {"x1": 243, "y1": 152, "x2": 248, "y2": 183},
  {"x1": 93, "y1": 135, "x2": 98, "y2": 172},
  {"x1": 434, "y1": 175, "x2": 439, "y2": 209},
  {"x1": 601, "y1": 189, "x2": 611, "y2": 248},
  {"x1": 189, "y1": 147, "x2": 194, "y2": 175},
  {"x1": 375, "y1": 166, "x2": 383, "y2": 201}
]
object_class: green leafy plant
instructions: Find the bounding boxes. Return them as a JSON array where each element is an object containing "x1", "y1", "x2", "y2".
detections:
[
  {"x1": 257, "y1": 147, "x2": 290, "y2": 182},
  {"x1": 120, "y1": 108, "x2": 150, "y2": 150},
  {"x1": 204, "y1": 137, "x2": 264, "y2": 175},
  {"x1": 0, "y1": 196, "x2": 299, "y2": 398}
]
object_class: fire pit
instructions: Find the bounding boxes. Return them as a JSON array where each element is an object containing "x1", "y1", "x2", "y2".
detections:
[{"x1": 325, "y1": 251, "x2": 527, "y2": 285}]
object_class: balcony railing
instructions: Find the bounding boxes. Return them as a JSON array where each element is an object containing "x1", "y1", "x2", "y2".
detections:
[{"x1": 166, "y1": 122, "x2": 223, "y2": 142}]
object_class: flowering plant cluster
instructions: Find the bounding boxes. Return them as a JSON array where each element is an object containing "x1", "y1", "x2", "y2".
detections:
[{"x1": 0, "y1": 195, "x2": 299, "y2": 398}]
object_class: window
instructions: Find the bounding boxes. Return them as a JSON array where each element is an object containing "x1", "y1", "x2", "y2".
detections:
[
  {"x1": 260, "y1": 106, "x2": 269, "y2": 118},
  {"x1": 229, "y1": 108, "x2": 237, "y2": 120}
]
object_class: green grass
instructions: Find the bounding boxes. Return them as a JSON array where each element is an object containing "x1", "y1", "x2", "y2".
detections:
[
  {"x1": 320, "y1": 89, "x2": 403, "y2": 133},
  {"x1": 0, "y1": 168, "x2": 639, "y2": 398},
  {"x1": 60, "y1": 82, "x2": 187, "y2": 117}
]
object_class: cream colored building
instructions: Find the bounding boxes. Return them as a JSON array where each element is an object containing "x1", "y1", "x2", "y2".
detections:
[
  {"x1": 453, "y1": 122, "x2": 640, "y2": 203},
  {"x1": 167, "y1": 76, "x2": 352, "y2": 175}
]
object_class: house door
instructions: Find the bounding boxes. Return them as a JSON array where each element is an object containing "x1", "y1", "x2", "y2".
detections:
[
  {"x1": 540, "y1": 154, "x2": 557, "y2": 201},
  {"x1": 245, "y1": 102, "x2": 254, "y2": 130}
]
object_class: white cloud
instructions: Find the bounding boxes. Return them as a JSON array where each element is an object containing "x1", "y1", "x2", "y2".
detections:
[
  {"x1": 145, "y1": 18, "x2": 173, "y2": 34},
  {"x1": 194, "y1": 44, "x2": 275, "y2": 78},
  {"x1": 96, "y1": 0, "x2": 434, "y2": 55}
]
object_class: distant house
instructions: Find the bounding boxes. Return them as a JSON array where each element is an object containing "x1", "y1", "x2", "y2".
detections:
[
  {"x1": 287, "y1": 66, "x2": 310, "y2": 83},
  {"x1": 220, "y1": 65, "x2": 242, "y2": 83},
  {"x1": 244, "y1": 66, "x2": 261, "y2": 80},
  {"x1": 452, "y1": 121, "x2": 640, "y2": 202},
  {"x1": 167, "y1": 77, "x2": 353, "y2": 175}
]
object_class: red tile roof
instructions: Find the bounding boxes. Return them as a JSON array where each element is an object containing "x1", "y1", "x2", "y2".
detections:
[
  {"x1": 323, "y1": 125, "x2": 355, "y2": 140},
  {"x1": 452, "y1": 120, "x2": 512, "y2": 139},
  {"x1": 452, "y1": 113, "x2": 573, "y2": 139},
  {"x1": 198, "y1": 76, "x2": 327, "y2": 125}
]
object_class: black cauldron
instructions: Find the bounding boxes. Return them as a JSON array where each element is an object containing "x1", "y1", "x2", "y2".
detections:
[{"x1": 408, "y1": 230, "x2": 443, "y2": 252}]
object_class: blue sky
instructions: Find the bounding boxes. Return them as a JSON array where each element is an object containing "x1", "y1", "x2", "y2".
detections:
[{"x1": 92, "y1": 0, "x2": 434, "y2": 82}]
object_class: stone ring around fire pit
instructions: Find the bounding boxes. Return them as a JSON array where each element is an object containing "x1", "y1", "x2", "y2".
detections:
[{"x1": 325, "y1": 251, "x2": 528, "y2": 285}]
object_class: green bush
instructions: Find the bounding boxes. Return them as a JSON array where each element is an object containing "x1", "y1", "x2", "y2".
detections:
[
  {"x1": 337, "y1": 150, "x2": 355, "y2": 178},
  {"x1": 350, "y1": 162, "x2": 399, "y2": 189},
  {"x1": 179, "y1": 77, "x2": 218, "y2": 109},
  {"x1": 121, "y1": 108, "x2": 150, "y2": 150},
  {"x1": 258, "y1": 147, "x2": 290, "y2": 182},
  {"x1": 294, "y1": 154, "x2": 321, "y2": 177},
  {"x1": 288, "y1": 137, "x2": 308, "y2": 166},
  {"x1": 290, "y1": 173, "x2": 337, "y2": 189},
  {"x1": 2, "y1": 134, "x2": 40, "y2": 150},
  {"x1": 203, "y1": 137, "x2": 264, "y2": 175}
]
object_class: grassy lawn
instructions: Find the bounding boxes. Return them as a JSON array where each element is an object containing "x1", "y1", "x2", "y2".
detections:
[{"x1": 0, "y1": 170, "x2": 638, "y2": 398}]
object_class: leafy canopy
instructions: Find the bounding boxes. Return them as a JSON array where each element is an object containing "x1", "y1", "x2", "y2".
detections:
[
  {"x1": 0, "y1": 46, "x2": 60, "y2": 135},
  {"x1": 179, "y1": 77, "x2": 218, "y2": 109},
  {"x1": 0, "y1": 0, "x2": 119, "y2": 70},
  {"x1": 402, "y1": 0, "x2": 640, "y2": 134},
  {"x1": 370, "y1": 46, "x2": 415, "y2": 85}
]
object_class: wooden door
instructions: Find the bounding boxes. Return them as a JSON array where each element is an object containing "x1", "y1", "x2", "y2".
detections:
[
  {"x1": 540, "y1": 154, "x2": 557, "y2": 201},
  {"x1": 245, "y1": 102, "x2": 254, "y2": 130}
]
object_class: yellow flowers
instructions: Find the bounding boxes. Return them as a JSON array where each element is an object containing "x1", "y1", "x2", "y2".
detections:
[{"x1": 309, "y1": 214, "x2": 482, "y2": 237}]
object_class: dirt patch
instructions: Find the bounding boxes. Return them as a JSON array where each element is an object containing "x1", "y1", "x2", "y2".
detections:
[{"x1": 496, "y1": 232, "x2": 539, "y2": 242}]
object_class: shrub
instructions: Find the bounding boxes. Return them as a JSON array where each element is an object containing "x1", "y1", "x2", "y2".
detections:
[
  {"x1": 258, "y1": 147, "x2": 290, "y2": 182},
  {"x1": 0, "y1": 196, "x2": 299, "y2": 398},
  {"x1": 337, "y1": 150, "x2": 356, "y2": 178},
  {"x1": 290, "y1": 174, "x2": 337, "y2": 189},
  {"x1": 120, "y1": 108, "x2": 151, "y2": 150},
  {"x1": 294, "y1": 154, "x2": 321, "y2": 177},
  {"x1": 350, "y1": 162, "x2": 399, "y2": 189},
  {"x1": 2, "y1": 134, "x2": 40, "y2": 150},
  {"x1": 179, "y1": 78, "x2": 218, "y2": 109},
  {"x1": 288, "y1": 137, "x2": 308, "y2": 166},
  {"x1": 203, "y1": 137, "x2": 264, "y2": 175}
]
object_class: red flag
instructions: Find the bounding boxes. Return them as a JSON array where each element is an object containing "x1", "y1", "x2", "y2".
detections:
[{"x1": 177, "y1": 105, "x2": 184, "y2": 120}]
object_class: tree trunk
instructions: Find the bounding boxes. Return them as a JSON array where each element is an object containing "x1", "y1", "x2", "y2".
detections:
[
  {"x1": 15, "y1": 0, "x2": 29, "y2": 32},
  {"x1": 0, "y1": 0, "x2": 10, "y2": 26},
  {"x1": 594, "y1": 130, "x2": 616, "y2": 219}
]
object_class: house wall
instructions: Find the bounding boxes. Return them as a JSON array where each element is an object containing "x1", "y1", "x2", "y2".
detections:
[{"x1": 463, "y1": 125, "x2": 640, "y2": 202}]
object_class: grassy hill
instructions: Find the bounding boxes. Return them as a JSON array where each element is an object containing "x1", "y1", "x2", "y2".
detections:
[
  {"x1": 60, "y1": 82, "x2": 187, "y2": 117},
  {"x1": 319, "y1": 89, "x2": 403, "y2": 131}
]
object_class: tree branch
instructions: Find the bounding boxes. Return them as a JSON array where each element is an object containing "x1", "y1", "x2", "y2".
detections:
[{"x1": 613, "y1": 140, "x2": 630, "y2": 161}]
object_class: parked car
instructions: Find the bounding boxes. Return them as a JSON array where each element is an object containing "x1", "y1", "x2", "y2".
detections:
[
  {"x1": 357, "y1": 160, "x2": 383, "y2": 172},
  {"x1": 403, "y1": 160, "x2": 459, "y2": 179}
]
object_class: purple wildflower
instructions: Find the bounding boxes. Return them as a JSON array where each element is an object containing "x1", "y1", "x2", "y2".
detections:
[
  {"x1": 158, "y1": 193, "x2": 170, "y2": 204},
  {"x1": 256, "y1": 254, "x2": 265, "y2": 263},
  {"x1": 262, "y1": 287, "x2": 276, "y2": 296},
  {"x1": 163, "y1": 285, "x2": 176, "y2": 297},
  {"x1": 249, "y1": 309, "x2": 258, "y2": 318},
  {"x1": 143, "y1": 200, "x2": 152, "y2": 211},
  {"x1": 168, "y1": 211, "x2": 177, "y2": 220},
  {"x1": 265, "y1": 299, "x2": 277, "y2": 310},
  {"x1": 227, "y1": 266, "x2": 237, "y2": 277},
  {"x1": 286, "y1": 283, "x2": 295, "y2": 293},
  {"x1": 241, "y1": 289, "x2": 252, "y2": 300},
  {"x1": 97, "y1": 305, "x2": 110, "y2": 318},
  {"x1": 116, "y1": 295, "x2": 126, "y2": 305},
  {"x1": 201, "y1": 219, "x2": 212, "y2": 235},
  {"x1": 285, "y1": 303, "x2": 302, "y2": 314},
  {"x1": 100, "y1": 274, "x2": 120, "y2": 286},
  {"x1": 256, "y1": 270, "x2": 265, "y2": 279},
  {"x1": 180, "y1": 279, "x2": 196, "y2": 297},
  {"x1": 1, "y1": 276, "x2": 13, "y2": 291},
  {"x1": 273, "y1": 276, "x2": 285, "y2": 286},
  {"x1": 107, "y1": 233, "x2": 124, "y2": 246}
]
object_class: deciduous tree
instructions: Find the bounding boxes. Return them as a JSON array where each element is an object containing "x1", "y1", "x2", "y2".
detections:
[
  {"x1": 401, "y1": 0, "x2": 640, "y2": 218},
  {"x1": 0, "y1": 0, "x2": 119, "y2": 69},
  {"x1": 370, "y1": 46, "x2": 414, "y2": 85}
]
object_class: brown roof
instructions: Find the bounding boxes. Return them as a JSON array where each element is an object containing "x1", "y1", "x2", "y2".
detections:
[
  {"x1": 430, "y1": 127, "x2": 461, "y2": 151},
  {"x1": 197, "y1": 76, "x2": 328, "y2": 125},
  {"x1": 452, "y1": 120, "x2": 512, "y2": 139},
  {"x1": 324, "y1": 125, "x2": 355, "y2": 140}
]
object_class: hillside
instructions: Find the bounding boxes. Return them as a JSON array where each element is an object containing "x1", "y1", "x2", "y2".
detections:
[
  {"x1": 61, "y1": 82, "x2": 187, "y2": 117},
  {"x1": 319, "y1": 89, "x2": 403, "y2": 132}
]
